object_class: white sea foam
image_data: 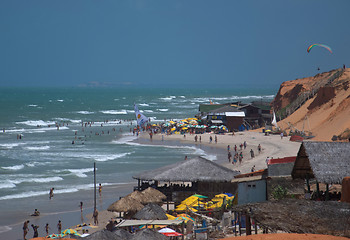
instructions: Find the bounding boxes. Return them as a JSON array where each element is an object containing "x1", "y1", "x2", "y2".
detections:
[
  {"x1": 77, "y1": 111, "x2": 94, "y2": 115},
  {"x1": 100, "y1": 110, "x2": 127, "y2": 115},
  {"x1": 9, "y1": 176, "x2": 63, "y2": 184},
  {"x1": 159, "y1": 96, "x2": 176, "y2": 101},
  {"x1": 57, "y1": 99, "x2": 64, "y2": 102},
  {"x1": 16, "y1": 120, "x2": 57, "y2": 127},
  {"x1": 158, "y1": 109, "x2": 169, "y2": 112},
  {"x1": 28, "y1": 104, "x2": 38, "y2": 107},
  {"x1": 138, "y1": 103, "x2": 149, "y2": 107},
  {"x1": 26, "y1": 161, "x2": 49, "y2": 167},
  {"x1": 0, "y1": 190, "x2": 50, "y2": 200},
  {"x1": 144, "y1": 110, "x2": 154, "y2": 113},
  {"x1": 0, "y1": 143, "x2": 24, "y2": 149},
  {"x1": 179, "y1": 96, "x2": 186, "y2": 98},
  {"x1": 0, "y1": 226, "x2": 12, "y2": 234},
  {"x1": 0, "y1": 182, "x2": 16, "y2": 189},
  {"x1": 67, "y1": 168, "x2": 94, "y2": 178},
  {"x1": 25, "y1": 146, "x2": 50, "y2": 151},
  {"x1": 2, "y1": 164, "x2": 25, "y2": 170}
]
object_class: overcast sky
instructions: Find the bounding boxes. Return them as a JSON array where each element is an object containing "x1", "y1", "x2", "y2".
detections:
[{"x1": 0, "y1": 1, "x2": 349, "y2": 89}]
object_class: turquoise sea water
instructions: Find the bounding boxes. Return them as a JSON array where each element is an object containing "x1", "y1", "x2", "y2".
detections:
[{"x1": 0, "y1": 87, "x2": 275, "y2": 237}]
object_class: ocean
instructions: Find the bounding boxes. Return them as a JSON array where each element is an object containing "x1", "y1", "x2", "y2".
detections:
[{"x1": 0, "y1": 87, "x2": 275, "y2": 238}]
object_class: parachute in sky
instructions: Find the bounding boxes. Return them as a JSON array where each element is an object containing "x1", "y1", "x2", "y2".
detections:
[{"x1": 307, "y1": 44, "x2": 332, "y2": 54}]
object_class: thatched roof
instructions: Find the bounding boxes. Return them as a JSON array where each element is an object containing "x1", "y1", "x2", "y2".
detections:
[
  {"x1": 233, "y1": 199, "x2": 350, "y2": 238},
  {"x1": 131, "y1": 228, "x2": 168, "y2": 240},
  {"x1": 292, "y1": 142, "x2": 350, "y2": 184},
  {"x1": 141, "y1": 187, "x2": 166, "y2": 203},
  {"x1": 107, "y1": 196, "x2": 144, "y2": 212},
  {"x1": 83, "y1": 230, "x2": 122, "y2": 240},
  {"x1": 133, "y1": 156, "x2": 240, "y2": 182},
  {"x1": 133, "y1": 203, "x2": 168, "y2": 220},
  {"x1": 112, "y1": 229, "x2": 132, "y2": 240}
]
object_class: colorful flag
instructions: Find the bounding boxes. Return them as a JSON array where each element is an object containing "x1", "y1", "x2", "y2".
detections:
[{"x1": 134, "y1": 104, "x2": 149, "y2": 127}]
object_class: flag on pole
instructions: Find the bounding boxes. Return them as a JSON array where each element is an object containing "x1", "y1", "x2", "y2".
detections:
[
  {"x1": 272, "y1": 110, "x2": 278, "y2": 128},
  {"x1": 134, "y1": 104, "x2": 149, "y2": 127}
]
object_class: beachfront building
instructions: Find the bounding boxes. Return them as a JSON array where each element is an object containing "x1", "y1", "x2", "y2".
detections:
[
  {"x1": 132, "y1": 157, "x2": 240, "y2": 202},
  {"x1": 292, "y1": 141, "x2": 350, "y2": 200},
  {"x1": 198, "y1": 101, "x2": 271, "y2": 131}
]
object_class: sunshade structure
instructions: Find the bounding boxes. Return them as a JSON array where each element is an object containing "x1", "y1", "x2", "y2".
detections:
[
  {"x1": 175, "y1": 194, "x2": 208, "y2": 212},
  {"x1": 133, "y1": 203, "x2": 168, "y2": 220},
  {"x1": 292, "y1": 142, "x2": 350, "y2": 184},
  {"x1": 107, "y1": 195, "x2": 144, "y2": 213},
  {"x1": 141, "y1": 187, "x2": 166, "y2": 204},
  {"x1": 83, "y1": 229, "x2": 122, "y2": 240},
  {"x1": 133, "y1": 156, "x2": 240, "y2": 182},
  {"x1": 112, "y1": 229, "x2": 132, "y2": 240},
  {"x1": 131, "y1": 228, "x2": 168, "y2": 240}
]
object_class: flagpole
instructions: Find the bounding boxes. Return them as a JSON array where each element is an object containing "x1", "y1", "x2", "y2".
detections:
[{"x1": 94, "y1": 162, "x2": 96, "y2": 211}]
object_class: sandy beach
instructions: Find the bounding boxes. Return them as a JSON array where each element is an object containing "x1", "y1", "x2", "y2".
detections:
[{"x1": 146, "y1": 131, "x2": 301, "y2": 174}]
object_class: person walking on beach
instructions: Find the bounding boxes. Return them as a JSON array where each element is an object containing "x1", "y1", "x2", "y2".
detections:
[
  {"x1": 234, "y1": 145, "x2": 237, "y2": 153},
  {"x1": 49, "y1": 188, "x2": 54, "y2": 199},
  {"x1": 250, "y1": 149, "x2": 255, "y2": 158},
  {"x1": 209, "y1": 136, "x2": 212, "y2": 143},
  {"x1": 258, "y1": 144, "x2": 262, "y2": 154},
  {"x1": 31, "y1": 224, "x2": 39, "y2": 238},
  {"x1": 93, "y1": 209, "x2": 99, "y2": 225},
  {"x1": 227, "y1": 145, "x2": 230, "y2": 151},
  {"x1": 57, "y1": 220, "x2": 62, "y2": 234},
  {"x1": 99, "y1": 183, "x2": 102, "y2": 196},
  {"x1": 80, "y1": 201, "x2": 83, "y2": 211},
  {"x1": 228, "y1": 152, "x2": 232, "y2": 163},
  {"x1": 239, "y1": 152, "x2": 243, "y2": 164},
  {"x1": 214, "y1": 135, "x2": 217, "y2": 143},
  {"x1": 45, "y1": 223, "x2": 50, "y2": 236},
  {"x1": 23, "y1": 220, "x2": 29, "y2": 240},
  {"x1": 199, "y1": 136, "x2": 201, "y2": 142},
  {"x1": 243, "y1": 141, "x2": 247, "y2": 149}
]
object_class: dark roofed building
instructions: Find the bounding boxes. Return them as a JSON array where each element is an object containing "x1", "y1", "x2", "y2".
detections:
[
  {"x1": 133, "y1": 157, "x2": 240, "y2": 201},
  {"x1": 292, "y1": 142, "x2": 350, "y2": 184}
]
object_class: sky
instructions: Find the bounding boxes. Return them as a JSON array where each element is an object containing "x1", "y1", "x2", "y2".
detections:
[{"x1": 0, "y1": 0, "x2": 349, "y2": 89}]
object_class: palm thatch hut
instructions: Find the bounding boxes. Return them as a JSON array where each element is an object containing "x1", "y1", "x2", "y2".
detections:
[
  {"x1": 112, "y1": 229, "x2": 132, "y2": 240},
  {"x1": 233, "y1": 199, "x2": 350, "y2": 237},
  {"x1": 107, "y1": 196, "x2": 144, "y2": 217},
  {"x1": 133, "y1": 156, "x2": 240, "y2": 200},
  {"x1": 141, "y1": 187, "x2": 166, "y2": 204},
  {"x1": 292, "y1": 142, "x2": 350, "y2": 184},
  {"x1": 131, "y1": 228, "x2": 168, "y2": 240},
  {"x1": 133, "y1": 203, "x2": 168, "y2": 220}
]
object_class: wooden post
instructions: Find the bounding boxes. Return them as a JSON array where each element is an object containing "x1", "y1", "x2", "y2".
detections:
[
  {"x1": 326, "y1": 183, "x2": 329, "y2": 201},
  {"x1": 234, "y1": 212, "x2": 237, "y2": 236},
  {"x1": 238, "y1": 212, "x2": 242, "y2": 236},
  {"x1": 254, "y1": 219, "x2": 257, "y2": 234},
  {"x1": 306, "y1": 176, "x2": 311, "y2": 193},
  {"x1": 94, "y1": 162, "x2": 96, "y2": 212},
  {"x1": 246, "y1": 214, "x2": 251, "y2": 235}
]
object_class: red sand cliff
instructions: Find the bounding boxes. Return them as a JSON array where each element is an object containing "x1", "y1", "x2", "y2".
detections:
[{"x1": 271, "y1": 68, "x2": 350, "y2": 141}]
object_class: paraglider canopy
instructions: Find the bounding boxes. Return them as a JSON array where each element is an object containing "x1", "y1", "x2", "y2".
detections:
[{"x1": 307, "y1": 44, "x2": 332, "y2": 53}]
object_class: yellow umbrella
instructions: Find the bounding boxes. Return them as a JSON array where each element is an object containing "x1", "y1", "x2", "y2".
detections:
[
  {"x1": 181, "y1": 127, "x2": 188, "y2": 130},
  {"x1": 166, "y1": 213, "x2": 177, "y2": 220},
  {"x1": 170, "y1": 127, "x2": 176, "y2": 131}
]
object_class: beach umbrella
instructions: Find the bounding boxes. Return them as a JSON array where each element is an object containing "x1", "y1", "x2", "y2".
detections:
[
  {"x1": 210, "y1": 126, "x2": 218, "y2": 129},
  {"x1": 174, "y1": 216, "x2": 194, "y2": 223},
  {"x1": 181, "y1": 127, "x2": 188, "y2": 130},
  {"x1": 158, "y1": 228, "x2": 183, "y2": 237},
  {"x1": 133, "y1": 203, "x2": 168, "y2": 220},
  {"x1": 141, "y1": 187, "x2": 166, "y2": 203}
]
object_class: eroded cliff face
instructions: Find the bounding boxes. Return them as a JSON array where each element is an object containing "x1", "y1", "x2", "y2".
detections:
[
  {"x1": 271, "y1": 70, "x2": 340, "y2": 111},
  {"x1": 273, "y1": 68, "x2": 350, "y2": 141}
]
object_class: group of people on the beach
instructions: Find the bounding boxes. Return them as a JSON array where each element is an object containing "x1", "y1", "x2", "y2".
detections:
[
  {"x1": 226, "y1": 141, "x2": 263, "y2": 167},
  {"x1": 23, "y1": 220, "x2": 59, "y2": 240}
]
